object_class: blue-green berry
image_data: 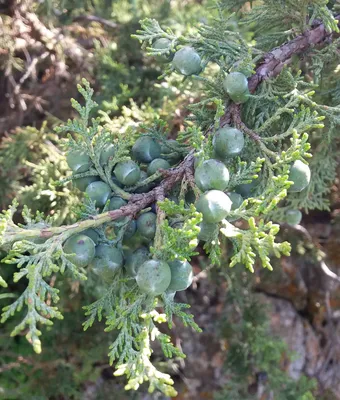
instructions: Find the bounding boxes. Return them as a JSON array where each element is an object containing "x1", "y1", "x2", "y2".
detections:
[
  {"x1": 167, "y1": 260, "x2": 193, "y2": 291},
  {"x1": 137, "y1": 212, "x2": 157, "y2": 239},
  {"x1": 147, "y1": 158, "x2": 171, "y2": 176},
  {"x1": 288, "y1": 160, "x2": 311, "y2": 193},
  {"x1": 172, "y1": 47, "x2": 201, "y2": 76},
  {"x1": 213, "y1": 127, "x2": 245, "y2": 157},
  {"x1": 286, "y1": 210, "x2": 302, "y2": 225},
  {"x1": 85, "y1": 181, "x2": 111, "y2": 207},
  {"x1": 63, "y1": 234, "x2": 96, "y2": 268},
  {"x1": 196, "y1": 190, "x2": 232, "y2": 223},
  {"x1": 136, "y1": 259, "x2": 171, "y2": 295},
  {"x1": 114, "y1": 160, "x2": 141, "y2": 186},
  {"x1": 132, "y1": 137, "x2": 161, "y2": 163},
  {"x1": 195, "y1": 159, "x2": 230, "y2": 191}
]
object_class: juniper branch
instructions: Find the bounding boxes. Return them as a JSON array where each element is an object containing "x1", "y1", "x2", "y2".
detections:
[
  {"x1": 1, "y1": 154, "x2": 194, "y2": 248},
  {"x1": 2, "y1": 15, "x2": 339, "y2": 250},
  {"x1": 221, "y1": 16, "x2": 340, "y2": 153}
]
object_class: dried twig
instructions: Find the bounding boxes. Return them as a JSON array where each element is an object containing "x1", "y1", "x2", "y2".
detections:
[
  {"x1": 73, "y1": 15, "x2": 118, "y2": 29},
  {"x1": 282, "y1": 223, "x2": 340, "y2": 284}
]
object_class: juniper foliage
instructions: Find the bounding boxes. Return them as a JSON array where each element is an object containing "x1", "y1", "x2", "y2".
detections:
[{"x1": 1, "y1": 1, "x2": 340, "y2": 397}]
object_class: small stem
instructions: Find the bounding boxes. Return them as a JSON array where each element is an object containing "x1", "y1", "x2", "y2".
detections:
[
  {"x1": 113, "y1": 218, "x2": 132, "y2": 247},
  {"x1": 3, "y1": 213, "x2": 114, "y2": 247},
  {"x1": 56, "y1": 169, "x2": 100, "y2": 186},
  {"x1": 153, "y1": 187, "x2": 166, "y2": 259},
  {"x1": 230, "y1": 103, "x2": 277, "y2": 158},
  {"x1": 89, "y1": 145, "x2": 132, "y2": 200},
  {"x1": 104, "y1": 166, "x2": 132, "y2": 200},
  {"x1": 125, "y1": 171, "x2": 163, "y2": 192}
]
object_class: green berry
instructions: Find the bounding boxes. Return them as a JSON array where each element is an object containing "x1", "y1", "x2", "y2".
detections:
[
  {"x1": 223, "y1": 72, "x2": 249, "y2": 104},
  {"x1": 114, "y1": 160, "x2": 141, "y2": 186},
  {"x1": 111, "y1": 175, "x2": 123, "y2": 188},
  {"x1": 196, "y1": 190, "x2": 232, "y2": 223},
  {"x1": 167, "y1": 260, "x2": 193, "y2": 291},
  {"x1": 66, "y1": 150, "x2": 92, "y2": 173},
  {"x1": 228, "y1": 91, "x2": 249, "y2": 104},
  {"x1": 85, "y1": 181, "x2": 111, "y2": 207},
  {"x1": 194, "y1": 159, "x2": 230, "y2": 191},
  {"x1": 74, "y1": 176, "x2": 98, "y2": 191},
  {"x1": 147, "y1": 158, "x2": 171, "y2": 176},
  {"x1": 198, "y1": 221, "x2": 217, "y2": 241},
  {"x1": 153, "y1": 38, "x2": 173, "y2": 62},
  {"x1": 109, "y1": 196, "x2": 127, "y2": 211},
  {"x1": 234, "y1": 180, "x2": 258, "y2": 198},
  {"x1": 223, "y1": 72, "x2": 248, "y2": 94},
  {"x1": 172, "y1": 47, "x2": 201, "y2": 76},
  {"x1": 161, "y1": 139, "x2": 182, "y2": 163},
  {"x1": 82, "y1": 228, "x2": 100, "y2": 245},
  {"x1": 288, "y1": 160, "x2": 311, "y2": 192},
  {"x1": 136, "y1": 212, "x2": 157, "y2": 239},
  {"x1": 109, "y1": 196, "x2": 127, "y2": 222},
  {"x1": 63, "y1": 234, "x2": 96, "y2": 268},
  {"x1": 286, "y1": 210, "x2": 302, "y2": 225},
  {"x1": 125, "y1": 247, "x2": 150, "y2": 277},
  {"x1": 132, "y1": 137, "x2": 161, "y2": 163},
  {"x1": 123, "y1": 220, "x2": 137, "y2": 239},
  {"x1": 100, "y1": 144, "x2": 115, "y2": 166},
  {"x1": 136, "y1": 259, "x2": 171, "y2": 296},
  {"x1": 135, "y1": 171, "x2": 154, "y2": 194},
  {"x1": 213, "y1": 127, "x2": 245, "y2": 157},
  {"x1": 227, "y1": 192, "x2": 243, "y2": 210},
  {"x1": 91, "y1": 244, "x2": 124, "y2": 282}
]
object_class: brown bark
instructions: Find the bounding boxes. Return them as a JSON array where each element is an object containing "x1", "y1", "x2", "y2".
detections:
[{"x1": 248, "y1": 16, "x2": 340, "y2": 93}]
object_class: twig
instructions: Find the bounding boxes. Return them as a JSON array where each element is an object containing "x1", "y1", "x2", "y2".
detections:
[
  {"x1": 73, "y1": 15, "x2": 118, "y2": 29},
  {"x1": 228, "y1": 103, "x2": 277, "y2": 158},
  {"x1": 153, "y1": 186, "x2": 166, "y2": 253},
  {"x1": 1, "y1": 153, "x2": 194, "y2": 248},
  {"x1": 11, "y1": 51, "x2": 50, "y2": 112},
  {"x1": 313, "y1": 290, "x2": 340, "y2": 383},
  {"x1": 282, "y1": 223, "x2": 340, "y2": 284}
]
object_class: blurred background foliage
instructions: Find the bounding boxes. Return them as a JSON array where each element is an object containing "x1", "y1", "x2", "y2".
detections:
[{"x1": 0, "y1": 0, "x2": 339, "y2": 399}]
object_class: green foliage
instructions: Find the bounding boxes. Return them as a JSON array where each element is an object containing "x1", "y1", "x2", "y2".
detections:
[
  {"x1": 154, "y1": 199, "x2": 202, "y2": 260},
  {"x1": 134, "y1": 9, "x2": 252, "y2": 73},
  {"x1": 56, "y1": 79, "x2": 135, "y2": 200},
  {"x1": 0, "y1": 204, "x2": 89, "y2": 354},
  {"x1": 0, "y1": 274, "x2": 149, "y2": 399},
  {"x1": 82, "y1": 269, "x2": 198, "y2": 396},
  {"x1": 1, "y1": 0, "x2": 340, "y2": 397},
  {"x1": 221, "y1": 218, "x2": 291, "y2": 272},
  {"x1": 0, "y1": 80, "x2": 203, "y2": 396},
  {"x1": 222, "y1": 0, "x2": 339, "y2": 50},
  {"x1": 0, "y1": 124, "x2": 78, "y2": 221}
]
